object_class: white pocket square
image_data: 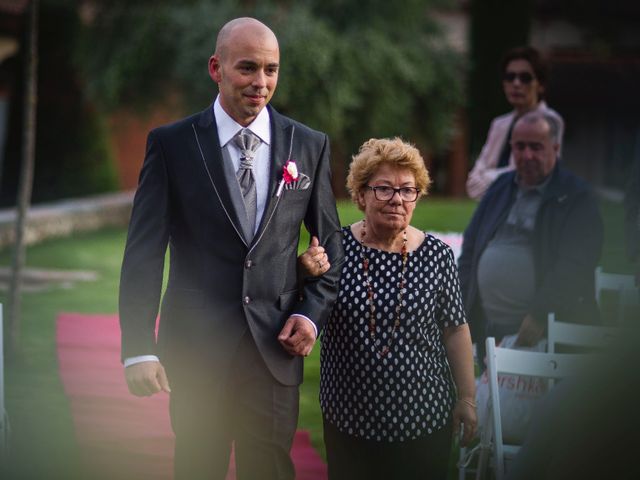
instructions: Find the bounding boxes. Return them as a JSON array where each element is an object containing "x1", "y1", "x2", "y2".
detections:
[{"x1": 284, "y1": 173, "x2": 311, "y2": 191}]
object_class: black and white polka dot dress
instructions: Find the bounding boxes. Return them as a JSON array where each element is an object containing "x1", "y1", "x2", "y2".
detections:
[{"x1": 320, "y1": 226, "x2": 467, "y2": 442}]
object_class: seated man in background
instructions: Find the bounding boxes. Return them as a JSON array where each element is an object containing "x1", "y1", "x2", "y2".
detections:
[{"x1": 458, "y1": 111, "x2": 603, "y2": 359}]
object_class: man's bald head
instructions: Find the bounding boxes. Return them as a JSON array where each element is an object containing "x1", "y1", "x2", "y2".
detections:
[{"x1": 214, "y1": 17, "x2": 278, "y2": 60}]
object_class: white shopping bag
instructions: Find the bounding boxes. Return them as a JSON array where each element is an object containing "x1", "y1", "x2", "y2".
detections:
[{"x1": 475, "y1": 334, "x2": 547, "y2": 444}]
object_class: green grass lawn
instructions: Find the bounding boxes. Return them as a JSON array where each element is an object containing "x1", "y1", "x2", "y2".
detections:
[{"x1": 0, "y1": 198, "x2": 628, "y2": 478}]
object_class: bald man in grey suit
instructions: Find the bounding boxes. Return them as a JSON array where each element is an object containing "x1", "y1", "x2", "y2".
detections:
[{"x1": 119, "y1": 18, "x2": 343, "y2": 479}]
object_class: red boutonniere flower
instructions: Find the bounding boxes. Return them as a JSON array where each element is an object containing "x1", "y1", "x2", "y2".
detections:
[{"x1": 282, "y1": 160, "x2": 299, "y2": 184}]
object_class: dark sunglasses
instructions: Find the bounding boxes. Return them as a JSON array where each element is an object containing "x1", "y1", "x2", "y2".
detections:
[{"x1": 503, "y1": 71, "x2": 535, "y2": 84}]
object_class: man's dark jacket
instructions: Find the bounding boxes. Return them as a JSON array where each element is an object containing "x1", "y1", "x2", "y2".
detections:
[
  {"x1": 458, "y1": 164, "x2": 603, "y2": 343},
  {"x1": 119, "y1": 104, "x2": 344, "y2": 387}
]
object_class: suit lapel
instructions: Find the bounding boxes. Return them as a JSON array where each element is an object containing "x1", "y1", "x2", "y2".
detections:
[
  {"x1": 268, "y1": 109, "x2": 292, "y2": 198},
  {"x1": 192, "y1": 106, "x2": 249, "y2": 247},
  {"x1": 252, "y1": 108, "x2": 293, "y2": 245}
]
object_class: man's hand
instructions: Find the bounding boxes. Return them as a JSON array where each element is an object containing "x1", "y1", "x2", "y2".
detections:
[
  {"x1": 125, "y1": 361, "x2": 171, "y2": 397},
  {"x1": 298, "y1": 236, "x2": 329, "y2": 277},
  {"x1": 278, "y1": 315, "x2": 317, "y2": 357},
  {"x1": 515, "y1": 314, "x2": 545, "y2": 347}
]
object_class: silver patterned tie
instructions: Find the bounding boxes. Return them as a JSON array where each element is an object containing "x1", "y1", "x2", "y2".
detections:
[{"x1": 234, "y1": 128, "x2": 261, "y2": 234}]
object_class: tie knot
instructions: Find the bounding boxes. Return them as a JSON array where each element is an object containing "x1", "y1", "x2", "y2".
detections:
[{"x1": 234, "y1": 129, "x2": 261, "y2": 166}]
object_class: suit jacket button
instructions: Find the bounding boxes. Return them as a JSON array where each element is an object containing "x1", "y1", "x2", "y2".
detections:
[
  {"x1": 245, "y1": 260, "x2": 252, "y2": 269},
  {"x1": 243, "y1": 296, "x2": 251, "y2": 305}
]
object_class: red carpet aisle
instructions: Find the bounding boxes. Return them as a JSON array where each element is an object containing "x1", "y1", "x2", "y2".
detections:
[{"x1": 56, "y1": 313, "x2": 328, "y2": 479}]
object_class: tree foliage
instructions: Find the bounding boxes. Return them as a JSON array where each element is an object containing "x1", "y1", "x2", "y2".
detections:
[
  {"x1": 77, "y1": 0, "x2": 463, "y2": 189},
  {"x1": 1, "y1": 0, "x2": 118, "y2": 206}
]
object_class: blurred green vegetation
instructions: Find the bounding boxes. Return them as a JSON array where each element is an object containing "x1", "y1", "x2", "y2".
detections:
[
  {"x1": 1, "y1": 1, "x2": 119, "y2": 207},
  {"x1": 77, "y1": 0, "x2": 464, "y2": 195},
  {"x1": 1, "y1": 0, "x2": 466, "y2": 205}
]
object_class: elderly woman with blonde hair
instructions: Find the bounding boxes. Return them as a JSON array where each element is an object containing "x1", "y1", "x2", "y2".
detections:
[{"x1": 301, "y1": 137, "x2": 476, "y2": 479}]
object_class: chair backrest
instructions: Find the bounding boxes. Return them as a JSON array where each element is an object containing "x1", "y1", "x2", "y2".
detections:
[
  {"x1": 547, "y1": 312, "x2": 620, "y2": 354},
  {"x1": 0, "y1": 303, "x2": 5, "y2": 457},
  {"x1": 485, "y1": 336, "x2": 592, "y2": 480},
  {"x1": 595, "y1": 266, "x2": 638, "y2": 323}
]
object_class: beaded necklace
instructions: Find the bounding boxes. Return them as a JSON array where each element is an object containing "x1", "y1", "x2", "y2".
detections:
[{"x1": 360, "y1": 220, "x2": 408, "y2": 357}]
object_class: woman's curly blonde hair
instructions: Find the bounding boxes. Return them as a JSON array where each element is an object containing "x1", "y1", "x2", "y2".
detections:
[{"x1": 346, "y1": 137, "x2": 431, "y2": 210}]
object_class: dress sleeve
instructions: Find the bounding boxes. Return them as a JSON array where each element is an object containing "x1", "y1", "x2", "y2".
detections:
[{"x1": 437, "y1": 244, "x2": 467, "y2": 329}]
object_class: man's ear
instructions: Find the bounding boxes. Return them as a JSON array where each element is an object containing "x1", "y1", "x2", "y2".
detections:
[{"x1": 208, "y1": 55, "x2": 220, "y2": 83}]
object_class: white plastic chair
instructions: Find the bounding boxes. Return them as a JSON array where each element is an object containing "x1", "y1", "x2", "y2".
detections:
[
  {"x1": 479, "y1": 337, "x2": 591, "y2": 480},
  {"x1": 0, "y1": 303, "x2": 7, "y2": 460},
  {"x1": 547, "y1": 312, "x2": 620, "y2": 354},
  {"x1": 595, "y1": 266, "x2": 638, "y2": 324},
  {"x1": 458, "y1": 440, "x2": 482, "y2": 480}
]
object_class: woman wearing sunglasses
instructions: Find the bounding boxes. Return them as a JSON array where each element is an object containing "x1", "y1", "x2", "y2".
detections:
[{"x1": 466, "y1": 46, "x2": 564, "y2": 200}]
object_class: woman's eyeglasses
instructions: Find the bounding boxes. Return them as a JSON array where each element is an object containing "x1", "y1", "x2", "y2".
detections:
[
  {"x1": 366, "y1": 186, "x2": 420, "y2": 202},
  {"x1": 503, "y1": 71, "x2": 535, "y2": 84}
]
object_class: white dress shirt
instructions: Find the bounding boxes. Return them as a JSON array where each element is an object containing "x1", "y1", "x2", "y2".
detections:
[{"x1": 214, "y1": 96, "x2": 271, "y2": 233}]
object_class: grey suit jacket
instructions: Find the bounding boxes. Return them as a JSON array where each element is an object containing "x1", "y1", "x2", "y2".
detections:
[{"x1": 119, "y1": 104, "x2": 344, "y2": 386}]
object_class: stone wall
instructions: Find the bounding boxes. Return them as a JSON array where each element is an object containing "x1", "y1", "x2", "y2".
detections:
[{"x1": 0, "y1": 191, "x2": 134, "y2": 250}]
